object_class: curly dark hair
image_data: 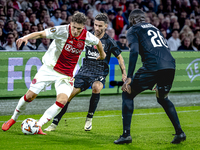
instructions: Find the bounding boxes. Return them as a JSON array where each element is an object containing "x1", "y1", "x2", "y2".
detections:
[
  {"x1": 95, "y1": 13, "x2": 108, "y2": 24},
  {"x1": 128, "y1": 9, "x2": 145, "y2": 26},
  {"x1": 72, "y1": 12, "x2": 87, "y2": 25}
]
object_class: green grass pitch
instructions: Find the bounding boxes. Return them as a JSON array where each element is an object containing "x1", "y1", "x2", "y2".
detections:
[{"x1": 1, "y1": 106, "x2": 200, "y2": 150}]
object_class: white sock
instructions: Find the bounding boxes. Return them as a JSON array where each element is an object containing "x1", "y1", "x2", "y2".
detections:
[
  {"x1": 37, "y1": 101, "x2": 64, "y2": 127},
  {"x1": 11, "y1": 95, "x2": 30, "y2": 121}
]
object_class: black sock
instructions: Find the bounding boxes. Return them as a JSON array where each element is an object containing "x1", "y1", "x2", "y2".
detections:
[
  {"x1": 122, "y1": 92, "x2": 134, "y2": 137},
  {"x1": 122, "y1": 130, "x2": 130, "y2": 137},
  {"x1": 87, "y1": 93, "x2": 100, "y2": 118},
  {"x1": 52, "y1": 102, "x2": 70, "y2": 125},
  {"x1": 157, "y1": 97, "x2": 183, "y2": 135}
]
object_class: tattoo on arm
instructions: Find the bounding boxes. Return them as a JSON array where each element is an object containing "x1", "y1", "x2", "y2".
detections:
[{"x1": 119, "y1": 60, "x2": 126, "y2": 75}]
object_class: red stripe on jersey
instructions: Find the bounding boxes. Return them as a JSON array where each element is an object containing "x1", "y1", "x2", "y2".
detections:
[{"x1": 54, "y1": 27, "x2": 87, "y2": 77}]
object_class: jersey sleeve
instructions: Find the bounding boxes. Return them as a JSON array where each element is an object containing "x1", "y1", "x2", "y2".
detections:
[
  {"x1": 45, "y1": 25, "x2": 68, "y2": 40},
  {"x1": 85, "y1": 31, "x2": 99, "y2": 46},
  {"x1": 126, "y1": 29, "x2": 139, "y2": 78},
  {"x1": 110, "y1": 38, "x2": 122, "y2": 57}
]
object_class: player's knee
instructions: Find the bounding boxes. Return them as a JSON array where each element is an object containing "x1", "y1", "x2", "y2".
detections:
[
  {"x1": 57, "y1": 93, "x2": 68, "y2": 105},
  {"x1": 25, "y1": 91, "x2": 37, "y2": 102},
  {"x1": 156, "y1": 85, "x2": 171, "y2": 99},
  {"x1": 92, "y1": 86, "x2": 102, "y2": 93}
]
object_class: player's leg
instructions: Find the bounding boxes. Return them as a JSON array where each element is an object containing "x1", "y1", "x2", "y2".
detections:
[
  {"x1": 37, "y1": 79, "x2": 73, "y2": 133},
  {"x1": 114, "y1": 90, "x2": 139, "y2": 144},
  {"x1": 87, "y1": 81, "x2": 103, "y2": 118},
  {"x1": 2, "y1": 90, "x2": 37, "y2": 131},
  {"x1": 114, "y1": 68, "x2": 155, "y2": 144},
  {"x1": 1, "y1": 66, "x2": 49, "y2": 132},
  {"x1": 45, "y1": 75, "x2": 89, "y2": 131},
  {"x1": 156, "y1": 69, "x2": 186, "y2": 144},
  {"x1": 44, "y1": 87, "x2": 81, "y2": 131},
  {"x1": 37, "y1": 93, "x2": 67, "y2": 135},
  {"x1": 84, "y1": 81, "x2": 103, "y2": 131}
]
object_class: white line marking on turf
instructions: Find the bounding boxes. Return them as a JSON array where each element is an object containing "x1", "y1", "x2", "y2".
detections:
[{"x1": 0, "y1": 109, "x2": 199, "y2": 123}]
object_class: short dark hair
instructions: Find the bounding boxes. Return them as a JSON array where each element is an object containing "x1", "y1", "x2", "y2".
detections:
[
  {"x1": 95, "y1": 13, "x2": 108, "y2": 24},
  {"x1": 6, "y1": 20, "x2": 14, "y2": 24},
  {"x1": 7, "y1": 7, "x2": 14, "y2": 10},
  {"x1": 171, "y1": 29, "x2": 179, "y2": 33},
  {"x1": 6, "y1": 32, "x2": 15, "y2": 38},
  {"x1": 72, "y1": 12, "x2": 87, "y2": 25},
  {"x1": 54, "y1": 8, "x2": 62, "y2": 14}
]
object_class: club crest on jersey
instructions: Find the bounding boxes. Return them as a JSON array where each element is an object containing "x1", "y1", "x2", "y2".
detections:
[
  {"x1": 77, "y1": 42, "x2": 84, "y2": 48},
  {"x1": 50, "y1": 27, "x2": 56, "y2": 33},
  {"x1": 32, "y1": 78, "x2": 37, "y2": 84}
]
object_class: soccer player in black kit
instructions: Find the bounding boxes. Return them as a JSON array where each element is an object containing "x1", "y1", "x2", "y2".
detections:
[
  {"x1": 44, "y1": 13, "x2": 127, "y2": 131},
  {"x1": 114, "y1": 9, "x2": 186, "y2": 144}
]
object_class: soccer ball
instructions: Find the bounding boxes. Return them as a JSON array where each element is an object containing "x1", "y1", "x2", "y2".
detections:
[{"x1": 21, "y1": 118, "x2": 39, "y2": 135}]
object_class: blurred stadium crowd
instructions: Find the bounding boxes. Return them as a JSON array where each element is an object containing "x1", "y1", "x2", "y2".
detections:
[{"x1": 0, "y1": 0, "x2": 199, "y2": 51}]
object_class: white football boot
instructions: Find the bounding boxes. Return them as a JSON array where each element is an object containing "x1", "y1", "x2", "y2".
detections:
[
  {"x1": 84, "y1": 117, "x2": 92, "y2": 131},
  {"x1": 44, "y1": 123, "x2": 57, "y2": 131}
]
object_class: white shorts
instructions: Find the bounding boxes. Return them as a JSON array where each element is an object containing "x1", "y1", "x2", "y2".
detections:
[{"x1": 29, "y1": 64, "x2": 74, "y2": 97}]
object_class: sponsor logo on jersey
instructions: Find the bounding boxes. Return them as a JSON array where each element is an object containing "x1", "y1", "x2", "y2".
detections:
[
  {"x1": 88, "y1": 49, "x2": 99, "y2": 59},
  {"x1": 50, "y1": 27, "x2": 56, "y2": 33},
  {"x1": 186, "y1": 58, "x2": 200, "y2": 82},
  {"x1": 64, "y1": 44, "x2": 83, "y2": 54}
]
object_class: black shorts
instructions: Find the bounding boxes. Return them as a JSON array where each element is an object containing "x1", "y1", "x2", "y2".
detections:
[
  {"x1": 74, "y1": 74, "x2": 106, "y2": 92},
  {"x1": 131, "y1": 67, "x2": 175, "y2": 93}
]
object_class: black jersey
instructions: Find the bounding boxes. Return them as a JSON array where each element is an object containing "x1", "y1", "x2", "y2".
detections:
[
  {"x1": 77, "y1": 32, "x2": 121, "y2": 76},
  {"x1": 126, "y1": 23, "x2": 175, "y2": 77}
]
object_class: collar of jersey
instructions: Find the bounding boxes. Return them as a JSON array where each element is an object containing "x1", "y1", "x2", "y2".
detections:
[{"x1": 69, "y1": 24, "x2": 85, "y2": 40}]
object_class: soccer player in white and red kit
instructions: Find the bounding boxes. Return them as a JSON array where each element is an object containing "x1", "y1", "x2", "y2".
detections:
[{"x1": 2, "y1": 12, "x2": 106, "y2": 134}]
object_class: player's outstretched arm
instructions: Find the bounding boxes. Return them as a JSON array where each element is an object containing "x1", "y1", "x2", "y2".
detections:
[
  {"x1": 117, "y1": 54, "x2": 127, "y2": 82},
  {"x1": 16, "y1": 31, "x2": 46, "y2": 49},
  {"x1": 96, "y1": 40, "x2": 106, "y2": 60}
]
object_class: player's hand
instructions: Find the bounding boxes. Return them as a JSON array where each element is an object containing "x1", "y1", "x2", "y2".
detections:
[
  {"x1": 121, "y1": 78, "x2": 131, "y2": 94},
  {"x1": 96, "y1": 52, "x2": 106, "y2": 60},
  {"x1": 16, "y1": 37, "x2": 28, "y2": 49},
  {"x1": 122, "y1": 74, "x2": 127, "y2": 82}
]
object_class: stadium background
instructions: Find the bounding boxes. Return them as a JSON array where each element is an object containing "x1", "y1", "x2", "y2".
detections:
[
  {"x1": 0, "y1": 51, "x2": 199, "y2": 98},
  {"x1": 0, "y1": 1, "x2": 200, "y2": 149}
]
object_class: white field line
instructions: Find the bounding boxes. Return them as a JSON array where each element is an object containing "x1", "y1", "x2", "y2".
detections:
[{"x1": 0, "y1": 109, "x2": 199, "y2": 123}]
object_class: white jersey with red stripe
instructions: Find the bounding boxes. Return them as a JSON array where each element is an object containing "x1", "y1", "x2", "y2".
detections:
[{"x1": 42, "y1": 25, "x2": 99, "y2": 77}]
